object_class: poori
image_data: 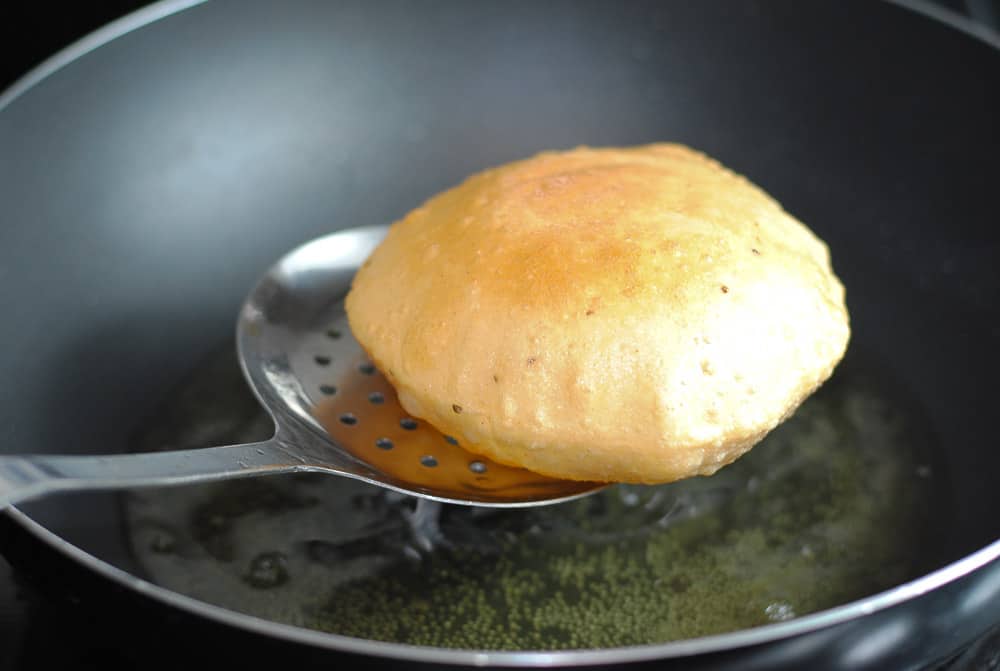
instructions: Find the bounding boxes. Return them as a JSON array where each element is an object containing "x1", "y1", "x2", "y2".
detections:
[{"x1": 345, "y1": 144, "x2": 849, "y2": 483}]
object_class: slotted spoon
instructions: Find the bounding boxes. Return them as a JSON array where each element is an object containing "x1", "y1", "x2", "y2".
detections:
[{"x1": 0, "y1": 226, "x2": 604, "y2": 508}]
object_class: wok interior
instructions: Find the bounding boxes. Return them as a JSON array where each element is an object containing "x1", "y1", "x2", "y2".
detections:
[
  {"x1": 1, "y1": 0, "x2": 999, "y2": 649},
  {"x1": 113, "y1": 339, "x2": 940, "y2": 649}
]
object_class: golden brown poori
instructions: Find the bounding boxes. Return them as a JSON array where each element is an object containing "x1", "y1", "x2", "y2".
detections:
[{"x1": 345, "y1": 144, "x2": 849, "y2": 483}]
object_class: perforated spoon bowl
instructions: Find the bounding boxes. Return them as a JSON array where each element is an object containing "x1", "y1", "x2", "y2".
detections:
[{"x1": 0, "y1": 226, "x2": 605, "y2": 509}]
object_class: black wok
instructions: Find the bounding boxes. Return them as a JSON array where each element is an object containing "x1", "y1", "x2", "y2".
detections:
[{"x1": 1, "y1": 0, "x2": 999, "y2": 668}]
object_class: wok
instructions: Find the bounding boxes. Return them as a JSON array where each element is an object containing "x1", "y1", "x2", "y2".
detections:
[{"x1": 1, "y1": 0, "x2": 999, "y2": 668}]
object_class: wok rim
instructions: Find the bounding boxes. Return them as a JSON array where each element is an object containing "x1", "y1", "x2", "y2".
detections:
[{"x1": 2, "y1": 0, "x2": 999, "y2": 665}]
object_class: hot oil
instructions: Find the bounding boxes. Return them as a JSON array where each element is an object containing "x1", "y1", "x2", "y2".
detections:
[
  {"x1": 310, "y1": 360, "x2": 595, "y2": 502},
  {"x1": 123, "y1": 346, "x2": 943, "y2": 650}
]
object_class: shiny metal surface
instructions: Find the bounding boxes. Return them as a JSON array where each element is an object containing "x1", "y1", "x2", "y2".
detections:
[
  {"x1": 0, "y1": 226, "x2": 601, "y2": 508},
  {"x1": 1, "y1": 0, "x2": 999, "y2": 668}
]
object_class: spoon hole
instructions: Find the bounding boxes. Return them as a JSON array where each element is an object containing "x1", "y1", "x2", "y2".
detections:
[
  {"x1": 400, "y1": 418, "x2": 418, "y2": 430},
  {"x1": 420, "y1": 455, "x2": 438, "y2": 467},
  {"x1": 339, "y1": 413, "x2": 358, "y2": 426},
  {"x1": 319, "y1": 384, "x2": 337, "y2": 396}
]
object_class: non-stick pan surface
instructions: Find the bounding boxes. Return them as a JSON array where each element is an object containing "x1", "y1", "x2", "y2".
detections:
[{"x1": 1, "y1": 0, "x2": 1000, "y2": 668}]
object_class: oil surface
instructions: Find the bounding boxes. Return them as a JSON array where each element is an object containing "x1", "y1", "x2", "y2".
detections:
[{"x1": 123, "y1": 346, "x2": 941, "y2": 650}]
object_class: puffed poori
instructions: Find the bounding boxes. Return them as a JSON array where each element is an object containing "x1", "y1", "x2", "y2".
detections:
[{"x1": 345, "y1": 144, "x2": 849, "y2": 483}]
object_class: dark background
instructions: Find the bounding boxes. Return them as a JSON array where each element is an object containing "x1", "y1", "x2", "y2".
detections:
[{"x1": 2, "y1": 2, "x2": 155, "y2": 92}]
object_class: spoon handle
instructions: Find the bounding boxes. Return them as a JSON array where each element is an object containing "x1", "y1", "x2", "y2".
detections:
[{"x1": 0, "y1": 440, "x2": 315, "y2": 508}]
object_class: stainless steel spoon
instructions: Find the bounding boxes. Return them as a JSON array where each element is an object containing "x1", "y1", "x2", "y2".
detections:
[{"x1": 0, "y1": 226, "x2": 604, "y2": 508}]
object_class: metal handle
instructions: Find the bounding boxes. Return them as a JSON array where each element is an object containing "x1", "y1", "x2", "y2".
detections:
[{"x1": 0, "y1": 440, "x2": 313, "y2": 508}]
